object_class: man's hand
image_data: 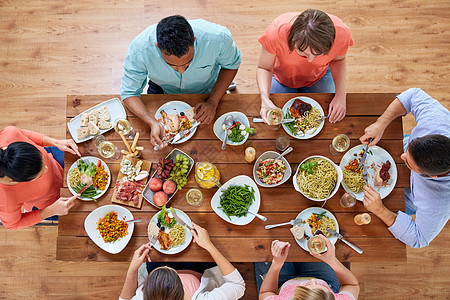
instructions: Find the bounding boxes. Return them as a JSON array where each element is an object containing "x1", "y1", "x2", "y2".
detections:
[
  {"x1": 328, "y1": 94, "x2": 346, "y2": 123},
  {"x1": 149, "y1": 121, "x2": 167, "y2": 148},
  {"x1": 194, "y1": 101, "x2": 216, "y2": 124},
  {"x1": 359, "y1": 121, "x2": 386, "y2": 147},
  {"x1": 363, "y1": 185, "x2": 385, "y2": 214},
  {"x1": 271, "y1": 240, "x2": 290, "y2": 267}
]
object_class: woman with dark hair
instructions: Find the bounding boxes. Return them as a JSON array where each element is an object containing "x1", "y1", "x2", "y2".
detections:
[
  {"x1": 0, "y1": 126, "x2": 80, "y2": 230},
  {"x1": 119, "y1": 223, "x2": 246, "y2": 300},
  {"x1": 257, "y1": 237, "x2": 359, "y2": 300},
  {"x1": 257, "y1": 9, "x2": 353, "y2": 124}
]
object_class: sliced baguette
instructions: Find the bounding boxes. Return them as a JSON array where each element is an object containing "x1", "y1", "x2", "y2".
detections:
[
  {"x1": 97, "y1": 105, "x2": 110, "y2": 121},
  {"x1": 98, "y1": 119, "x2": 111, "y2": 130},
  {"x1": 79, "y1": 112, "x2": 89, "y2": 127},
  {"x1": 88, "y1": 110, "x2": 98, "y2": 125},
  {"x1": 88, "y1": 120, "x2": 100, "y2": 135},
  {"x1": 77, "y1": 127, "x2": 89, "y2": 140},
  {"x1": 290, "y1": 225, "x2": 305, "y2": 240}
]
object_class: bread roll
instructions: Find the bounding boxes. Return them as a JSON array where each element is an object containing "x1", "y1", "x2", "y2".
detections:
[{"x1": 290, "y1": 225, "x2": 305, "y2": 240}]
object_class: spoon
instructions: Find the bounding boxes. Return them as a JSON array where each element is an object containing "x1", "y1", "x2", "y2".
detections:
[
  {"x1": 247, "y1": 209, "x2": 267, "y2": 221},
  {"x1": 221, "y1": 115, "x2": 234, "y2": 150},
  {"x1": 274, "y1": 146, "x2": 293, "y2": 161},
  {"x1": 124, "y1": 218, "x2": 142, "y2": 224}
]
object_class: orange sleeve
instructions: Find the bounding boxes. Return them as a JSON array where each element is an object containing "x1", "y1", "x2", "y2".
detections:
[
  {"x1": 258, "y1": 19, "x2": 281, "y2": 55},
  {"x1": 337, "y1": 27, "x2": 354, "y2": 56},
  {"x1": 18, "y1": 127, "x2": 45, "y2": 146},
  {"x1": 0, "y1": 209, "x2": 43, "y2": 230}
]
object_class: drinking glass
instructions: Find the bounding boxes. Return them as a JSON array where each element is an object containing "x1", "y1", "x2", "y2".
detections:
[
  {"x1": 340, "y1": 192, "x2": 357, "y2": 208},
  {"x1": 186, "y1": 188, "x2": 203, "y2": 207},
  {"x1": 329, "y1": 134, "x2": 350, "y2": 155},
  {"x1": 98, "y1": 141, "x2": 121, "y2": 160},
  {"x1": 114, "y1": 118, "x2": 135, "y2": 138},
  {"x1": 267, "y1": 107, "x2": 283, "y2": 130},
  {"x1": 276, "y1": 136, "x2": 290, "y2": 152},
  {"x1": 307, "y1": 235, "x2": 327, "y2": 254},
  {"x1": 92, "y1": 134, "x2": 106, "y2": 148}
]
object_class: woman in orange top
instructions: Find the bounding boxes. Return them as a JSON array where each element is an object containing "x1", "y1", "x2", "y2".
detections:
[
  {"x1": 0, "y1": 126, "x2": 80, "y2": 230},
  {"x1": 257, "y1": 9, "x2": 354, "y2": 124}
]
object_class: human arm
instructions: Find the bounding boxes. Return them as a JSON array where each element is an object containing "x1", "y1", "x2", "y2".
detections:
[
  {"x1": 194, "y1": 68, "x2": 238, "y2": 124},
  {"x1": 256, "y1": 46, "x2": 277, "y2": 124},
  {"x1": 122, "y1": 96, "x2": 166, "y2": 148},
  {"x1": 363, "y1": 185, "x2": 397, "y2": 227},
  {"x1": 359, "y1": 98, "x2": 407, "y2": 146},
  {"x1": 119, "y1": 243, "x2": 151, "y2": 300},
  {"x1": 39, "y1": 194, "x2": 79, "y2": 220},
  {"x1": 259, "y1": 240, "x2": 290, "y2": 300},
  {"x1": 328, "y1": 55, "x2": 347, "y2": 123},
  {"x1": 42, "y1": 136, "x2": 80, "y2": 157},
  {"x1": 311, "y1": 235, "x2": 360, "y2": 298}
]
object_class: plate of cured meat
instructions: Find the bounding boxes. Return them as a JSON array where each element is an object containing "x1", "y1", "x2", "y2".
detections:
[
  {"x1": 155, "y1": 101, "x2": 198, "y2": 144},
  {"x1": 111, "y1": 157, "x2": 152, "y2": 208},
  {"x1": 282, "y1": 97, "x2": 325, "y2": 139}
]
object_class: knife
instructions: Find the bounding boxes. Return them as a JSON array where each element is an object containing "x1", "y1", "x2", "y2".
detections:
[
  {"x1": 172, "y1": 212, "x2": 192, "y2": 231},
  {"x1": 252, "y1": 118, "x2": 295, "y2": 124},
  {"x1": 358, "y1": 138, "x2": 374, "y2": 170},
  {"x1": 326, "y1": 229, "x2": 363, "y2": 254}
]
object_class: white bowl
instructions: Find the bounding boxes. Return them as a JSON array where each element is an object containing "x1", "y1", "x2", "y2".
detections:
[
  {"x1": 293, "y1": 155, "x2": 343, "y2": 201},
  {"x1": 253, "y1": 151, "x2": 292, "y2": 187},
  {"x1": 213, "y1": 112, "x2": 250, "y2": 146}
]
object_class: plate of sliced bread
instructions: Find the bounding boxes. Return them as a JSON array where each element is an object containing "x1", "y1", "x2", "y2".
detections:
[{"x1": 67, "y1": 98, "x2": 127, "y2": 143}]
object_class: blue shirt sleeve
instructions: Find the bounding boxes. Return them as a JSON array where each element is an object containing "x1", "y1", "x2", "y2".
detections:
[
  {"x1": 216, "y1": 27, "x2": 241, "y2": 70},
  {"x1": 120, "y1": 45, "x2": 149, "y2": 101}
]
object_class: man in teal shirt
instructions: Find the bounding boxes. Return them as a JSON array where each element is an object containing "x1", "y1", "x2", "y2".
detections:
[{"x1": 120, "y1": 15, "x2": 241, "y2": 147}]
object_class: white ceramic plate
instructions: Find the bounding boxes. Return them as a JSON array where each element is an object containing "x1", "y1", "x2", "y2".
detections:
[
  {"x1": 282, "y1": 96, "x2": 325, "y2": 139},
  {"x1": 155, "y1": 100, "x2": 198, "y2": 144},
  {"x1": 67, "y1": 156, "x2": 111, "y2": 201},
  {"x1": 84, "y1": 204, "x2": 134, "y2": 254},
  {"x1": 340, "y1": 145, "x2": 398, "y2": 201},
  {"x1": 213, "y1": 112, "x2": 250, "y2": 146},
  {"x1": 149, "y1": 208, "x2": 193, "y2": 255},
  {"x1": 67, "y1": 98, "x2": 126, "y2": 143},
  {"x1": 211, "y1": 175, "x2": 261, "y2": 225},
  {"x1": 143, "y1": 148, "x2": 194, "y2": 208},
  {"x1": 253, "y1": 151, "x2": 292, "y2": 187},
  {"x1": 293, "y1": 207, "x2": 339, "y2": 252},
  {"x1": 293, "y1": 155, "x2": 343, "y2": 202}
]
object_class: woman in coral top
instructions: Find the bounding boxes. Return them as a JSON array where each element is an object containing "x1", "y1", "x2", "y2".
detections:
[
  {"x1": 0, "y1": 126, "x2": 80, "y2": 230},
  {"x1": 257, "y1": 237, "x2": 359, "y2": 300},
  {"x1": 257, "y1": 9, "x2": 354, "y2": 124}
]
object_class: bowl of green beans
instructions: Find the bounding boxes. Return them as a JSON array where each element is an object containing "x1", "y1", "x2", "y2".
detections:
[{"x1": 211, "y1": 175, "x2": 261, "y2": 225}]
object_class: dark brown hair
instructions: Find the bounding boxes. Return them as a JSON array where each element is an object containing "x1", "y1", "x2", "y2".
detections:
[
  {"x1": 293, "y1": 285, "x2": 335, "y2": 300},
  {"x1": 143, "y1": 266, "x2": 184, "y2": 300},
  {"x1": 288, "y1": 9, "x2": 336, "y2": 55},
  {"x1": 408, "y1": 134, "x2": 450, "y2": 175},
  {"x1": 0, "y1": 142, "x2": 44, "y2": 182}
]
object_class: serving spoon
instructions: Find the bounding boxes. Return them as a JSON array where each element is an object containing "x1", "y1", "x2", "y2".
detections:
[
  {"x1": 274, "y1": 147, "x2": 293, "y2": 161},
  {"x1": 221, "y1": 115, "x2": 234, "y2": 150},
  {"x1": 246, "y1": 209, "x2": 267, "y2": 221}
]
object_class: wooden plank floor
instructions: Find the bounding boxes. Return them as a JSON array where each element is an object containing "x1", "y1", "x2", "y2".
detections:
[{"x1": 0, "y1": 0, "x2": 449, "y2": 299}]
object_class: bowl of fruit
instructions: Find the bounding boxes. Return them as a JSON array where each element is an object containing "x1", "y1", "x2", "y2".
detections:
[{"x1": 143, "y1": 148, "x2": 194, "y2": 208}]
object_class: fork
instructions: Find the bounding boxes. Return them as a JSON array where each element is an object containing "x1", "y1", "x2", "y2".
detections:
[
  {"x1": 316, "y1": 115, "x2": 329, "y2": 123},
  {"x1": 148, "y1": 235, "x2": 158, "y2": 249},
  {"x1": 362, "y1": 163, "x2": 369, "y2": 183},
  {"x1": 265, "y1": 218, "x2": 302, "y2": 229}
]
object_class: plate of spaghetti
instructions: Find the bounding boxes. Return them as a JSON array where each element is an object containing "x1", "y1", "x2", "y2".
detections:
[
  {"x1": 282, "y1": 97, "x2": 325, "y2": 139},
  {"x1": 293, "y1": 156, "x2": 343, "y2": 201},
  {"x1": 292, "y1": 207, "x2": 339, "y2": 252},
  {"x1": 84, "y1": 205, "x2": 134, "y2": 254},
  {"x1": 148, "y1": 207, "x2": 193, "y2": 255},
  {"x1": 340, "y1": 145, "x2": 397, "y2": 201}
]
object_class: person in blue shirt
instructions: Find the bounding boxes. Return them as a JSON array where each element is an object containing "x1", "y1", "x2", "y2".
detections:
[
  {"x1": 120, "y1": 15, "x2": 241, "y2": 148},
  {"x1": 359, "y1": 88, "x2": 450, "y2": 248}
]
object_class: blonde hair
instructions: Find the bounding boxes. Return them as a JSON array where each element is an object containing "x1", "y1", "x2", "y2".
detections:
[{"x1": 293, "y1": 285, "x2": 335, "y2": 300}]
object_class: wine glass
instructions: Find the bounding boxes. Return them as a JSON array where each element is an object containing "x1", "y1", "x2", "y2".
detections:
[
  {"x1": 266, "y1": 107, "x2": 283, "y2": 130},
  {"x1": 97, "y1": 140, "x2": 121, "y2": 160},
  {"x1": 340, "y1": 192, "x2": 357, "y2": 208},
  {"x1": 330, "y1": 134, "x2": 350, "y2": 155},
  {"x1": 114, "y1": 118, "x2": 136, "y2": 138}
]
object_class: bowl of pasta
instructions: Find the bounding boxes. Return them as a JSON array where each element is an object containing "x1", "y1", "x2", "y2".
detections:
[{"x1": 293, "y1": 155, "x2": 343, "y2": 201}]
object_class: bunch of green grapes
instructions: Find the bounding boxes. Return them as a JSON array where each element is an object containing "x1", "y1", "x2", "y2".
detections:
[{"x1": 169, "y1": 154, "x2": 190, "y2": 189}]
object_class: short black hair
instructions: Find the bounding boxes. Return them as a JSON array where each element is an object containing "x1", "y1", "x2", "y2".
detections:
[
  {"x1": 408, "y1": 134, "x2": 450, "y2": 175},
  {"x1": 156, "y1": 15, "x2": 194, "y2": 58},
  {"x1": 0, "y1": 141, "x2": 44, "y2": 182}
]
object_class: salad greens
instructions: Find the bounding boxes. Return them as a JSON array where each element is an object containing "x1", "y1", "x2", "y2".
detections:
[
  {"x1": 227, "y1": 122, "x2": 255, "y2": 143},
  {"x1": 77, "y1": 159, "x2": 97, "y2": 178},
  {"x1": 157, "y1": 205, "x2": 177, "y2": 229},
  {"x1": 72, "y1": 159, "x2": 101, "y2": 201}
]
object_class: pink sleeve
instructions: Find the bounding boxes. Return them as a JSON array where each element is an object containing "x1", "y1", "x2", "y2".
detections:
[{"x1": 0, "y1": 209, "x2": 43, "y2": 230}]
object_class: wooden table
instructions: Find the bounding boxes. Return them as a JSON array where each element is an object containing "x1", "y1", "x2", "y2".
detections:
[{"x1": 57, "y1": 93, "x2": 408, "y2": 262}]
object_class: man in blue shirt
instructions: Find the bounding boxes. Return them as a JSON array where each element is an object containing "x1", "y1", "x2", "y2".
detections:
[
  {"x1": 120, "y1": 15, "x2": 241, "y2": 147},
  {"x1": 359, "y1": 88, "x2": 450, "y2": 248}
]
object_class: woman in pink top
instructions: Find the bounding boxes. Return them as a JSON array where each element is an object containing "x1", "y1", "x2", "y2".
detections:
[
  {"x1": 257, "y1": 9, "x2": 354, "y2": 124},
  {"x1": 258, "y1": 236, "x2": 359, "y2": 300},
  {"x1": 119, "y1": 223, "x2": 245, "y2": 300},
  {"x1": 0, "y1": 126, "x2": 80, "y2": 230}
]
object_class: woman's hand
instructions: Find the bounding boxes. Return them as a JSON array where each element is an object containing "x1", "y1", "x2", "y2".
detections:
[
  {"x1": 191, "y1": 223, "x2": 214, "y2": 251},
  {"x1": 128, "y1": 243, "x2": 151, "y2": 274},
  {"x1": 328, "y1": 94, "x2": 346, "y2": 123},
  {"x1": 310, "y1": 235, "x2": 336, "y2": 265},
  {"x1": 39, "y1": 194, "x2": 78, "y2": 220},
  {"x1": 52, "y1": 139, "x2": 81, "y2": 156},
  {"x1": 260, "y1": 97, "x2": 276, "y2": 125},
  {"x1": 271, "y1": 240, "x2": 290, "y2": 267}
]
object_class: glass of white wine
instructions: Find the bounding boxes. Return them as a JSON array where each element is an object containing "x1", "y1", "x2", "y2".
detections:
[
  {"x1": 98, "y1": 141, "x2": 121, "y2": 160},
  {"x1": 329, "y1": 134, "x2": 350, "y2": 155},
  {"x1": 266, "y1": 107, "x2": 283, "y2": 130},
  {"x1": 114, "y1": 118, "x2": 134, "y2": 137}
]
